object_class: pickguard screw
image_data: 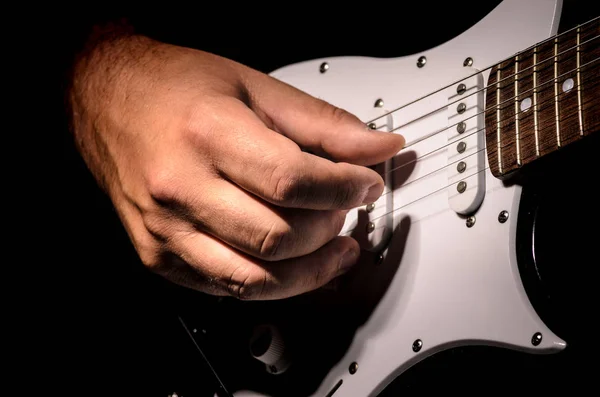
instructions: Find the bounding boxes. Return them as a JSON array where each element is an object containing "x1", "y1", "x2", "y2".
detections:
[
  {"x1": 349, "y1": 362, "x2": 358, "y2": 374},
  {"x1": 498, "y1": 210, "x2": 509, "y2": 223},
  {"x1": 457, "y1": 141, "x2": 467, "y2": 153},
  {"x1": 417, "y1": 56, "x2": 427, "y2": 68},
  {"x1": 457, "y1": 83, "x2": 467, "y2": 95},
  {"x1": 457, "y1": 102, "x2": 467, "y2": 114},
  {"x1": 368, "y1": 122, "x2": 377, "y2": 130},
  {"x1": 464, "y1": 57, "x2": 474, "y2": 67},
  {"x1": 366, "y1": 202, "x2": 376, "y2": 213},
  {"x1": 376, "y1": 253, "x2": 384, "y2": 265},
  {"x1": 466, "y1": 216, "x2": 476, "y2": 228},
  {"x1": 457, "y1": 181, "x2": 467, "y2": 193},
  {"x1": 320, "y1": 62, "x2": 329, "y2": 73},
  {"x1": 531, "y1": 332, "x2": 542, "y2": 346},
  {"x1": 374, "y1": 98, "x2": 384, "y2": 108},
  {"x1": 412, "y1": 339, "x2": 423, "y2": 352},
  {"x1": 457, "y1": 121, "x2": 467, "y2": 134},
  {"x1": 457, "y1": 161, "x2": 467, "y2": 173},
  {"x1": 366, "y1": 222, "x2": 375, "y2": 233}
]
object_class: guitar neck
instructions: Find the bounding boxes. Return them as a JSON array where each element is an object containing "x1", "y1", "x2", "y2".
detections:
[{"x1": 484, "y1": 17, "x2": 599, "y2": 178}]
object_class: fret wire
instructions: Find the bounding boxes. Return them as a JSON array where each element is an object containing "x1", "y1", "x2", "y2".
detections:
[
  {"x1": 577, "y1": 27, "x2": 584, "y2": 135},
  {"x1": 496, "y1": 69, "x2": 502, "y2": 174},
  {"x1": 533, "y1": 48, "x2": 540, "y2": 157},
  {"x1": 554, "y1": 38, "x2": 562, "y2": 147},
  {"x1": 514, "y1": 54, "x2": 522, "y2": 166},
  {"x1": 399, "y1": 55, "x2": 599, "y2": 162}
]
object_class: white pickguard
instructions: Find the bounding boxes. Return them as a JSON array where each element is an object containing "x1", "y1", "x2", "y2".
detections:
[{"x1": 233, "y1": 0, "x2": 567, "y2": 395}]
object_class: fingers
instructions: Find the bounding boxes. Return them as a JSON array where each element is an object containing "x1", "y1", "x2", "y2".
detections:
[
  {"x1": 242, "y1": 69, "x2": 406, "y2": 166},
  {"x1": 155, "y1": 177, "x2": 348, "y2": 261},
  {"x1": 171, "y1": 230, "x2": 360, "y2": 300},
  {"x1": 204, "y1": 99, "x2": 385, "y2": 210}
]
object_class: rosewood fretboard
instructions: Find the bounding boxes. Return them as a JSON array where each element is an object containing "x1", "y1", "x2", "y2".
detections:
[{"x1": 484, "y1": 17, "x2": 600, "y2": 178}]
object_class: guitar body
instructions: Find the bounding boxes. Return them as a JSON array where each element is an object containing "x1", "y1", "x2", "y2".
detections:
[{"x1": 175, "y1": 1, "x2": 599, "y2": 395}]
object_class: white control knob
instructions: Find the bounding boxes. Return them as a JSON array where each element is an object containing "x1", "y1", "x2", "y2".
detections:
[{"x1": 249, "y1": 324, "x2": 291, "y2": 375}]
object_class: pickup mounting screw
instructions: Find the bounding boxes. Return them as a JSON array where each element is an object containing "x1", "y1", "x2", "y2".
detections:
[
  {"x1": 374, "y1": 98, "x2": 384, "y2": 107},
  {"x1": 466, "y1": 216, "x2": 476, "y2": 228},
  {"x1": 498, "y1": 210, "x2": 509, "y2": 223},
  {"x1": 464, "y1": 57, "x2": 474, "y2": 67},
  {"x1": 412, "y1": 339, "x2": 423, "y2": 352}
]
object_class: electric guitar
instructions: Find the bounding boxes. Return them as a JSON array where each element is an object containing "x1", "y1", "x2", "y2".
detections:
[{"x1": 174, "y1": 1, "x2": 600, "y2": 395}]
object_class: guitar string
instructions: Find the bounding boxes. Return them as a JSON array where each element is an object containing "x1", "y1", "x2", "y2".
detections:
[
  {"x1": 385, "y1": 33, "x2": 600, "y2": 138},
  {"x1": 369, "y1": 32, "x2": 600, "y2": 140},
  {"x1": 364, "y1": 16, "x2": 599, "y2": 125},
  {"x1": 369, "y1": 57, "x2": 600, "y2": 196},
  {"x1": 341, "y1": 96, "x2": 599, "y2": 235},
  {"x1": 366, "y1": 64, "x2": 598, "y2": 206},
  {"x1": 339, "y1": 164, "x2": 491, "y2": 237}
]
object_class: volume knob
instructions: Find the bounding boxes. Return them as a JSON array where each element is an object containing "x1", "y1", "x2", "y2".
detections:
[{"x1": 249, "y1": 324, "x2": 291, "y2": 375}]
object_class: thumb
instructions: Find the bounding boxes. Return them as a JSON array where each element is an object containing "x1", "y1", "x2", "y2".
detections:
[{"x1": 246, "y1": 71, "x2": 405, "y2": 166}]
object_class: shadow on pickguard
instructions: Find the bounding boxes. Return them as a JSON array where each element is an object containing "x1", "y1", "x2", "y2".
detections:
[
  {"x1": 391, "y1": 150, "x2": 418, "y2": 187},
  {"x1": 174, "y1": 218, "x2": 413, "y2": 397},
  {"x1": 224, "y1": 218, "x2": 411, "y2": 396}
]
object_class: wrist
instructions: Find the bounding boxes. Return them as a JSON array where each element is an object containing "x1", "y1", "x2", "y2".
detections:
[{"x1": 67, "y1": 21, "x2": 159, "y2": 192}]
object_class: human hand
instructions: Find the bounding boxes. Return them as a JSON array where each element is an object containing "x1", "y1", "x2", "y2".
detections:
[{"x1": 68, "y1": 31, "x2": 405, "y2": 300}]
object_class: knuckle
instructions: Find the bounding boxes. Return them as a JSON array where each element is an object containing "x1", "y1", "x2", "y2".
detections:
[
  {"x1": 145, "y1": 166, "x2": 180, "y2": 206},
  {"x1": 268, "y1": 162, "x2": 304, "y2": 206},
  {"x1": 141, "y1": 210, "x2": 173, "y2": 243},
  {"x1": 319, "y1": 101, "x2": 357, "y2": 125},
  {"x1": 134, "y1": 233, "x2": 165, "y2": 272},
  {"x1": 226, "y1": 265, "x2": 267, "y2": 300},
  {"x1": 256, "y1": 221, "x2": 292, "y2": 260}
]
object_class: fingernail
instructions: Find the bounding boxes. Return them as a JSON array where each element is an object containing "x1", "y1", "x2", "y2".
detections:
[
  {"x1": 339, "y1": 248, "x2": 358, "y2": 274},
  {"x1": 362, "y1": 183, "x2": 382, "y2": 205}
]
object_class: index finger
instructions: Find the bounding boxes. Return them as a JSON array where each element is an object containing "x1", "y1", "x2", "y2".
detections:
[{"x1": 204, "y1": 99, "x2": 384, "y2": 210}]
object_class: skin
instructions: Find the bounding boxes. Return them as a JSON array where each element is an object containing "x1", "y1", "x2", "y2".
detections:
[{"x1": 67, "y1": 22, "x2": 405, "y2": 300}]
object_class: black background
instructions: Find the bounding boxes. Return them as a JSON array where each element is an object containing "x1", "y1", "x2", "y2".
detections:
[{"x1": 34, "y1": 1, "x2": 599, "y2": 396}]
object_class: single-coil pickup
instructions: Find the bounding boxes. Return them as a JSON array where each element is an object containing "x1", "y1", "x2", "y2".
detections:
[{"x1": 446, "y1": 69, "x2": 486, "y2": 215}]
